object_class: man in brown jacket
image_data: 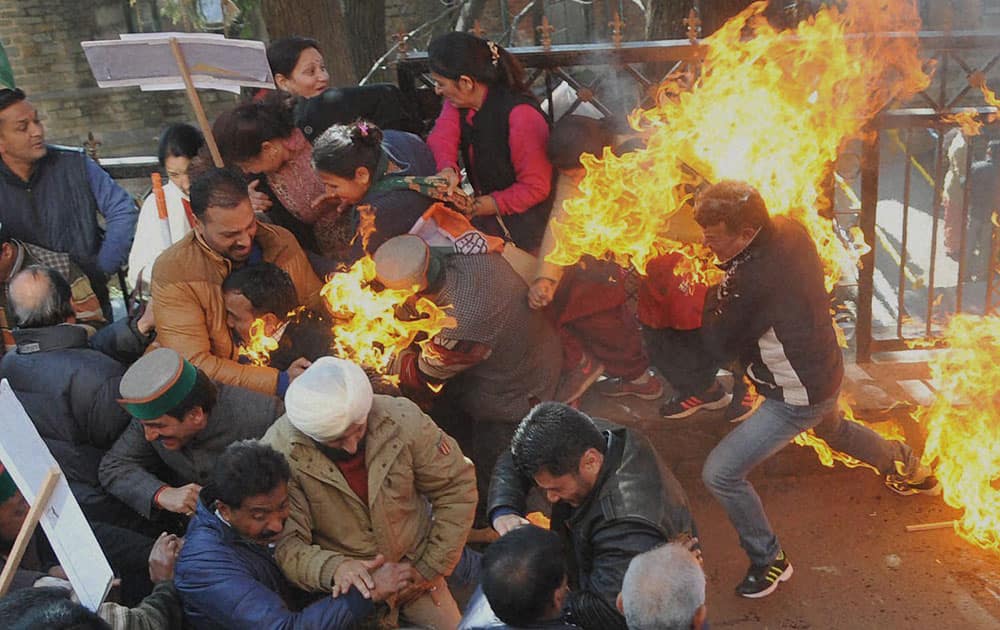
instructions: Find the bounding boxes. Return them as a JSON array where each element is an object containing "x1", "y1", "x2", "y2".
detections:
[
  {"x1": 151, "y1": 168, "x2": 323, "y2": 396},
  {"x1": 263, "y1": 357, "x2": 477, "y2": 629}
]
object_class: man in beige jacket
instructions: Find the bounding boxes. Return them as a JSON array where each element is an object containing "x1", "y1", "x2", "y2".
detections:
[
  {"x1": 151, "y1": 167, "x2": 323, "y2": 396},
  {"x1": 263, "y1": 357, "x2": 477, "y2": 629}
]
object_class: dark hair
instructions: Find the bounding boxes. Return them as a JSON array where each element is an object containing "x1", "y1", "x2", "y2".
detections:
[
  {"x1": 548, "y1": 115, "x2": 614, "y2": 170},
  {"x1": 311, "y1": 120, "x2": 383, "y2": 178},
  {"x1": 222, "y1": 262, "x2": 299, "y2": 318},
  {"x1": 207, "y1": 440, "x2": 291, "y2": 510},
  {"x1": 188, "y1": 167, "x2": 249, "y2": 218},
  {"x1": 163, "y1": 368, "x2": 217, "y2": 420},
  {"x1": 7, "y1": 266, "x2": 74, "y2": 328},
  {"x1": 0, "y1": 88, "x2": 26, "y2": 114},
  {"x1": 267, "y1": 37, "x2": 321, "y2": 79},
  {"x1": 511, "y1": 402, "x2": 606, "y2": 478},
  {"x1": 482, "y1": 526, "x2": 567, "y2": 627},
  {"x1": 212, "y1": 97, "x2": 295, "y2": 167},
  {"x1": 0, "y1": 586, "x2": 110, "y2": 630},
  {"x1": 693, "y1": 180, "x2": 771, "y2": 233},
  {"x1": 428, "y1": 32, "x2": 528, "y2": 95},
  {"x1": 157, "y1": 123, "x2": 204, "y2": 166}
]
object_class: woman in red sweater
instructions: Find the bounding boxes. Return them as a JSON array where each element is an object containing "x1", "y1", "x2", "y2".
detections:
[{"x1": 426, "y1": 32, "x2": 553, "y2": 253}]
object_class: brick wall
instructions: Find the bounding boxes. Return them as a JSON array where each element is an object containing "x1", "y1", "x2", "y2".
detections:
[{"x1": 0, "y1": 0, "x2": 238, "y2": 157}]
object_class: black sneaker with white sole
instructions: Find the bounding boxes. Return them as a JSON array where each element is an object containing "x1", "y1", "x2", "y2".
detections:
[
  {"x1": 736, "y1": 550, "x2": 793, "y2": 598},
  {"x1": 885, "y1": 456, "x2": 942, "y2": 496},
  {"x1": 659, "y1": 382, "x2": 731, "y2": 419},
  {"x1": 724, "y1": 389, "x2": 762, "y2": 423}
]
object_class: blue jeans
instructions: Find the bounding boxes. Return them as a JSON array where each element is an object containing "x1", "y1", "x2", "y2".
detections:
[{"x1": 701, "y1": 393, "x2": 910, "y2": 566}]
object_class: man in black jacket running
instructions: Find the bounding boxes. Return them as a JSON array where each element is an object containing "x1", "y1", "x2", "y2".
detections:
[{"x1": 695, "y1": 181, "x2": 939, "y2": 599}]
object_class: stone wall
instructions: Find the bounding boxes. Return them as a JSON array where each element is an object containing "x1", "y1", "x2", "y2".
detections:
[
  {"x1": 2, "y1": 0, "x2": 995, "y2": 158},
  {"x1": 0, "y1": 0, "x2": 237, "y2": 157}
]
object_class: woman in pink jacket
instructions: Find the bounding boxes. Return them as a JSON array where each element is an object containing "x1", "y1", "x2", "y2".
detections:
[{"x1": 426, "y1": 32, "x2": 553, "y2": 253}]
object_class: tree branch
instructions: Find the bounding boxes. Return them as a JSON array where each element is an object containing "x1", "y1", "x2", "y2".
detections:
[{"x1": 358, "y1": 1, "x2": 466, "y2": 85}]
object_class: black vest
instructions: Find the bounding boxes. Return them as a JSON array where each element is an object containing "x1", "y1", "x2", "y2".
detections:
[
  {"x1": 459, "y1": 87, "x2": 554, "y2": 252},
  {"x1": 0, "y1": 147, "x2": 110, "y2": 313}
]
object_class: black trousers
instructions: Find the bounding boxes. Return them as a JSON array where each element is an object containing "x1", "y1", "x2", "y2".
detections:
[{"x1": 642, "y1": 326, "x2": 720, "y2": 397}]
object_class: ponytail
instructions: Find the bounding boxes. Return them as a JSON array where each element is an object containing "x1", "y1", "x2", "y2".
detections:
[{"x1": 428, "y1": 31, "x2": 529, "y2": 95}]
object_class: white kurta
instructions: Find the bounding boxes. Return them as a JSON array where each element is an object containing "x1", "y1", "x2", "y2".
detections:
[{"x1": 126, "y1": 179, "x2": 194, "y2": 290}]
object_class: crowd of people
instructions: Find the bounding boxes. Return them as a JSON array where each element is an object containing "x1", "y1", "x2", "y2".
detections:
[{"x1": 0, "y1": 31, "x2": 942, "y2": 630}]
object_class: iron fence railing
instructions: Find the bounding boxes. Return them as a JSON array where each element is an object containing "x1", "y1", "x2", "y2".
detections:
[{"x1": 398, "y1": 31, "x2": 1000, "y2": 361}]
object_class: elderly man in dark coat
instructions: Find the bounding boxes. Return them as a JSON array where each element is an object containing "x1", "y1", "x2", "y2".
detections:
[
  {"x1": 99, "y1": 348, "x2": 282, "y2": 524},
  {"x1": 0, "y1": 265, "x2": 154, "y2": 526}
]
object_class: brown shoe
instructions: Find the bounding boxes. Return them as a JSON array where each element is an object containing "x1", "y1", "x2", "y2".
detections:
[{"x1": 555, "y1": 353, "x2": 605, "y2": 404}]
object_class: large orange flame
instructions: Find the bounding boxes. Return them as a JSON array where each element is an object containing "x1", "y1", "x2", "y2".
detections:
[
  {"x1": 548, "y1": 0, "x2": 930, "y2": 292},
  {"x1": 917, "y1": 315, "x2": 1000, "y2": 552},
  {"x1": 319, "y1": 255, "x2": 456, "y2": 374},
  {"x1": 548, "y1": 2, "x2": 932, "y2": 471}
]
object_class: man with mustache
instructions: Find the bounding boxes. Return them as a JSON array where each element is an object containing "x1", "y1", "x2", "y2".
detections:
[
  {"x1": 0, "y1": 88, "x2": 137, "y2": 321},
  {"x1": 263, "y1": 356, "x2": 477, "y2": 629},
  {"x1": 174, "y1": 440, "x2": 408, "y2": 628},
  {"x1": 100, "y1": 347, "x2": 281, "y2": 525}
]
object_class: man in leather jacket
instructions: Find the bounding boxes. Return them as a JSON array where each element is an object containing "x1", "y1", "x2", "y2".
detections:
[{"x1": 487, "y1": 402, "x2": 697, "y2": 630}]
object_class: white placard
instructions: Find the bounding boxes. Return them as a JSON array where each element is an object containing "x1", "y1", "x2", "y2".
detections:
[
  {"x1": 81, "y1": 32, "x2": 274, "y2": 94},
  {"x1": 0, "y1": 380, "x2": 114, "y2": 611}
]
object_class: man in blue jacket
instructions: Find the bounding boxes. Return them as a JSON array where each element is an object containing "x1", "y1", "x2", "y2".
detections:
[
  {"x1": 174, "y1": 439, "x2": 411, "y2": 629},
  {"x1": 0, "y1": 88, "x2": 138, "y2": 318}
]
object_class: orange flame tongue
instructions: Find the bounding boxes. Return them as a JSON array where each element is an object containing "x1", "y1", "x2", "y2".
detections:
[
  {"x1": 548, "y1": 0, "x2": 930, "y2": 291},
  {"x1": 320, "y1": 256, "x2": 456, "y2": 374},
  {"x1": 918, "y1": 315, "x2": 1000, "y2": 552},
  {"x1": 238, "y1": 319, "x2": 279, "y2": 367}
]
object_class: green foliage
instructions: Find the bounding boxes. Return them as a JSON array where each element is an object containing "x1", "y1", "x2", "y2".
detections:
[
  {"x1": 0, "y1": 40, "x2": 14, "y2": 89},
  {"x1": 141, "y1": 0, "x2": 258, "y2": 35}
]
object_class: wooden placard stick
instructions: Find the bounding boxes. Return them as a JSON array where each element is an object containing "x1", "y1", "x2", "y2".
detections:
[
  {"x1": 169, "y1": 38, "x2": 224, "y2": 167},
  {"x1": 0, "y1": 468, "x2": 61, "y2": 597},
  {"x1": 905, "y1": 520, "x2": 956, "y2": 533}
]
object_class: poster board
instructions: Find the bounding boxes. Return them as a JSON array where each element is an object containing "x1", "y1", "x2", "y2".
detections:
[
  {"x1": 0, "y1": 380, "x2": 114, "y2": 611},
  {"x1": 81, "y1": 32, "x2": 273, "y2": 94}
]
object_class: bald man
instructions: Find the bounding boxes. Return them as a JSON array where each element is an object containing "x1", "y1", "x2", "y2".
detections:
[{"x1": 0, "y1": 266, "x2": 153, "y2": 526}]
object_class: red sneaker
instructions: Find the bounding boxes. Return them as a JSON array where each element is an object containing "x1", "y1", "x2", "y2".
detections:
[{"x1": 555, "y1": 353, "x2": 605, "y2": 404}]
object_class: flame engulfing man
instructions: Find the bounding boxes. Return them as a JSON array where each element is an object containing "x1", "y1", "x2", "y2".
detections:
[
  {"x1": 372, "y1": 234, "x2": 562, "y2": 522},
  {"x1": 695, "y1": 181, "x2": 940, "y2": 599}
]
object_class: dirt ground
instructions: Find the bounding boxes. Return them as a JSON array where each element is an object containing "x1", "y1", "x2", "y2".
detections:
[{"x1": 578, "y1": 387, "x2": 1000, "y2": 629}]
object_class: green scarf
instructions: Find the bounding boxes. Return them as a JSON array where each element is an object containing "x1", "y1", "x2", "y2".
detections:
[{"x1": 368, "y1": 151, "x2": 474, "y2": 216}]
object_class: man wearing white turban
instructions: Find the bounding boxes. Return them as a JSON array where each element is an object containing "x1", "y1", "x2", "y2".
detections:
[{"x1": 263, "y1": 356, "x2": 477, "y2": 629}]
